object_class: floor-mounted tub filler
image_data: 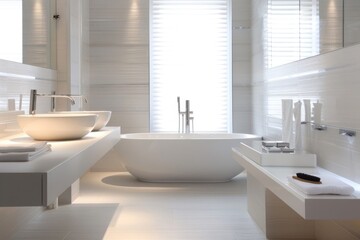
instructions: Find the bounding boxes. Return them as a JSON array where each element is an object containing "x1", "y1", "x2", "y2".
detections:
[{"x1": 117, "y1": 133, "x2": 260, "y2": 182}]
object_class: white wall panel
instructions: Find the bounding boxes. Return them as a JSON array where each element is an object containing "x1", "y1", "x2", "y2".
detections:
[
  {"x1": 252, "y1": 1, "x2": 360, "y2": 237},
  {"x1": 0, "y1": 0, "x2": 89, "y2": 237},
  {"x1": 89, "y1": 0, "x2": 149, "y2": 135},
  {"x1": 89, "y1": 0, "x2": 253, "y2": 170},
  {"x1": 89, "y1": 0, "x2": 253, "y2": 135},
  {"x1": 232, "y1": 0, "x2": 253, "y2": 133},
  {"x1": 22, "y1": 0, "x2": 54, "y2": 69}
]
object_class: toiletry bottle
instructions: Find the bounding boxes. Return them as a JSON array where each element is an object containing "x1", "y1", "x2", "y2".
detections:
[{"x1": 312, "y1": 100, "x2": 322, "y2": 124}]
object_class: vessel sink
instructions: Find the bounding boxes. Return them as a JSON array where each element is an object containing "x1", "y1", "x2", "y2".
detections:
[
  {"x1": 17, "y1": 113, "x2": 98, "y2": 141},
  {"x1": 57, "y1": 111, "x2": 111, "y2": 131}
]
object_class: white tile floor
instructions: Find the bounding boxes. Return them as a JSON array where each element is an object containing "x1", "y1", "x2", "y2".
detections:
[{"x1": 11, "y1": 172, "x2": 267, "y2": 240}]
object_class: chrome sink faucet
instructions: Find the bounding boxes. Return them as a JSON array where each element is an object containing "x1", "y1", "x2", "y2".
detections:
[
  {"x1": 56, "y1": 93, "x2": 88, "y2": 111},
  {"x1": 29, "y1": 89, "x2": 76, "y2": 115}
]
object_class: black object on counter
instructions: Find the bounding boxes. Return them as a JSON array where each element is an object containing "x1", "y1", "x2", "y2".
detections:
[{"x1": 296, "y1": 173, "x2": 321, "y2": 183}]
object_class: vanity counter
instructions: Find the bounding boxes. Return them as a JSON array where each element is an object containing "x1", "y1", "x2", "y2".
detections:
[
  {"x1": 0, "y1": 127, "x2": 120, "y2": 207},
  {"x1": 232, "y1": 147, "x2": 360, "y2": 220}
]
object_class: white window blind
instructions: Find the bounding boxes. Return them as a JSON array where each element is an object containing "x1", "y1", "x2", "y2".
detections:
[
  {"x1": 265, "y1": 0, "x2": 319, "y2": 68},
  {"x1": 150, "y1": 0, "x2": 232, "y2": 133}
]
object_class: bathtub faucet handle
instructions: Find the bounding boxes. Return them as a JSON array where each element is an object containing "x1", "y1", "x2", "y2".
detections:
[
  {"x1": 185, "y1": 100, "x2": 194, "y2": 133},
  {"x1": 177, "y1": 97, "x2": 194, "y2": 133}
]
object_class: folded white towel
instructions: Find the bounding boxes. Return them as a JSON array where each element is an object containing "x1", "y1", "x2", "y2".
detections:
[
  {"x1": 0, "y1": 141, "x2": 47, "y2": 153},
  {"x1": 0, "y1": 144, "x2": 51, "y2": 162},
  {"x1": 288, "y1": 175, "x2": 355, "y2": 196}
]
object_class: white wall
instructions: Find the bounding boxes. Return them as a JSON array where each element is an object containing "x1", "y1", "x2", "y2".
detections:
[
  {"x1": 57, "y1": 0, "x2": 90, "y2": 110},
  {"x1": 319, "y1": 0, "x2": 343, "y2": 54},
  {"x1": 0, "y1": 49, "x2": 56, "y2": 240},
  {"x1": 89, "y1": 0, "x2": 150, "y2": 134},
  {"x1": 23, "y1": 0, "x2": 55, "y2": 69},
  {"x1": 252, "y1": 0, "x2": 360, "y2": 185},
  {"x1": 0, "y1": 63, "x2": 57, "y2": 118},
  {"x1": 89, "y1": 0, "x2": 253, "y2": 171},
  {"x1": 252, "y1": 1, "x2": 360, "y2": 238},
  {"x1": 88, "y1": 0, "x2": 253, "y2": 134},
  {"x1": 88, "y1": 0, "x2": 150, "y2": 171},
  {"x1": 232, "y1": 0, "x2": 253, "y2": 133},
  {"x1": 0, "y1": 1, "x2": 89, "y2": 238}
]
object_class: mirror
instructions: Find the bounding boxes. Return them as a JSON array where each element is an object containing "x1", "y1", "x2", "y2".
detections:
[
  {"x1": 266, "y1": 0, "x2": 360, "y2": 68},
  {"x1": 343, "y1": 0, "x2": 360, "y2": 47},
  {"x1": 0, "y1": 0, "x2": 56, "y2": 69}
]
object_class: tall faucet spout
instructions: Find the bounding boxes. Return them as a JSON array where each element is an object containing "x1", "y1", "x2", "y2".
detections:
[
  {"x1": 66, "y1": 95, "x2": 87, "y2": 110},
  {"x1": 61, "y1": 94, "x2": 87, "y2": 104},
  {"x1": 45, "y1": 95, "x2": 76, "y2": 105},
  {"x1": 29, "y1": 89, "x2": 76, "y2": 114},
  {"x1": 30, "y1": 89, "x2": 37, "y2": 115},
  {"x1": 185, "y1": 100, "x2": 190, "y2": 134}
]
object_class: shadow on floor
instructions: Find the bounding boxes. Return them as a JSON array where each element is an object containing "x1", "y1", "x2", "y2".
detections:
[{"x1": 101, "y1": 172, "x2": 247, "y2": 190}]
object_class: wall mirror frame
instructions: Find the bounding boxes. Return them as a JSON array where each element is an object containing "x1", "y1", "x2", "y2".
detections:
[
  {"x1": 0, "y1": 0, "x2": 57, "y2": 70},
  {"x1": 266, "y1": 0, "x2": 360, "y2": 68}
]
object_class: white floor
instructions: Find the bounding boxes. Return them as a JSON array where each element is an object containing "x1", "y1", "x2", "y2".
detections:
[{"x1": 10, "y1": 172, "x2": 267, "y2": 240}]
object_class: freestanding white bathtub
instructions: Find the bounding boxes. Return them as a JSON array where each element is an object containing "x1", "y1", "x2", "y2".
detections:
[{"x1": 116, "y1": 133, "x2": 261, "y2": 182}]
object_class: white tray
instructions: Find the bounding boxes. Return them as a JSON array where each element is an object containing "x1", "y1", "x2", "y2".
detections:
[{"x1": 239, "y1": 141, "x2": 317, "y2": 167}]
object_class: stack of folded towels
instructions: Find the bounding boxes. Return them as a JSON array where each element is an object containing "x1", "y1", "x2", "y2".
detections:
[
  {"x1": 0, "y1": 140, "x2": 51, "y2": 162},
  {"x1": 288, "y1": 174, "x2": 355, "y2": 196}
]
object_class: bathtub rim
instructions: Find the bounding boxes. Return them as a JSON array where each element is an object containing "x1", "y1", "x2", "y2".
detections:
[{"x1": 120, "y1": 132, "x2": 261, "y2": 140}]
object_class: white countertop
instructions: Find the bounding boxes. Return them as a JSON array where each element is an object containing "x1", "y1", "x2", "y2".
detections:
[
  {"x1": 232, "y1": 147, "x2": 360, "y2": 220},
  {"x1": 0, "y1": 128, "x2": 118, "y2": 172},
  {"x1": 0, "y1": 127, "x2": 120, "y2": 206}
]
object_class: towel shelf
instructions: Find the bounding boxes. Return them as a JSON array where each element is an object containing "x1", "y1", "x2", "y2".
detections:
[{"x1": 302, "y1": 121, "x2": 358, "y2": 136}]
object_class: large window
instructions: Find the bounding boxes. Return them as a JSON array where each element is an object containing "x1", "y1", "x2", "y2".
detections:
[{"x1": 150, "y1": 0, "x2": 232, "y2": 132}]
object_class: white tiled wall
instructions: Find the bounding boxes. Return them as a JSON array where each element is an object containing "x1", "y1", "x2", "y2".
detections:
[
  {"x1": 0, "y1": 0, "x2": 88, "y2": 116},
  {"x1": 232, "y1": 0, "x2": 253, "y2": 133},
  {"x1": 344, "y1": 0, "x2": 360, "y2": 46},
  {"x1": 89, "y1": 0, "x2": 253, "y2": 134},
  {"x1": 319, "y1": 0, "x2": 343, "y2": 54},
  {"x1": 57, "y1": 0, "x2": 90, "y2": 111},
  {"x1": 253, "y1": 24, "x2": 360, "y2": 183},
  {"x1": 89, "y1": 0, "x2": 253, "y2": 171},
  {"x1": 252, "y1": 1, "x2": 360, "y2": 237},
  {"x1": 89, "y1": 0, "x2": 150, "y2": 134},
  {"x1": 23, "y1": 0, "x2": 54, "y2": 69},
  {"x1": 0, "y1": 1, "x2": 89, "y2": 238},
  {"x1": 0, "y1": 60, "x2": 57, "y2": 126}
]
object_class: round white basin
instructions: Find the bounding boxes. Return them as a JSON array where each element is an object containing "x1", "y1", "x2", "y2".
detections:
[
  {"x1": 17, "y1": 114, "x2": 98, "y2": 141},
  {"x1": 57, "y1": 111, "x2": 111, "y2": 131}
]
